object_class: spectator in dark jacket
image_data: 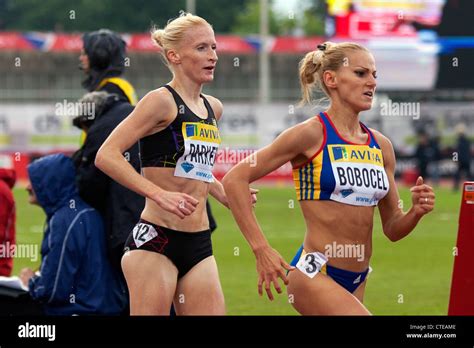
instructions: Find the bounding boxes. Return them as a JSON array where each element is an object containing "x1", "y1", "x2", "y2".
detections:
[
  {"x1": 20, "y1": 154, "x2": 127, "y2": 315},
  {"x1": 429, "y1": 134, "x2": 442, "y2": 186},
  {"x1": 74, "y1": 29, "x2": 143, "y2": 269},
  {"x1": 454, "y1": 123, "x2": 472, "y2": 190},
  {"x1": 415, "y1": 131, "x2": 435, "y2": 180},
  {"x1": 0, "y1": 155, "x2": 16, "y2": 276},
  {"x1": 73, "y1": 91, "x2": 144, "y2": 271}
]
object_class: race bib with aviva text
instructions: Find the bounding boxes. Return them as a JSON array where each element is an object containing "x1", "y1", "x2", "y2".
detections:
[
  {"x1": 328, "y1": 144, "x2": 389, "y2": 206},
  {"x1": 175, "y1": 122, "x2": 221, "y2": 183}
]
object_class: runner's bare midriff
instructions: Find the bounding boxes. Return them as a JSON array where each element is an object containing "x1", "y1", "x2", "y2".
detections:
[
  {"x1": 300, "y1": 200, "x2": 374, "y2": 272},
  {"x1": 140, "y1": 167, "x2": 211, "y2": 232}
]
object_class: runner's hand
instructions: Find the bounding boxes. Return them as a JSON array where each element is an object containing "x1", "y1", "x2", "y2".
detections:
[
  {"x1": 250, "y1": 188, "x2": 259, "y2": 206},
  {"x1": 410, "y1": 176, "x2": 435, "y2": 217},
  {"x1": 151, "y1": 190, "x2": 199, "y2": 219},
  {"x1": 254, "y1": 246, "x2": 295, "y2": 300}
]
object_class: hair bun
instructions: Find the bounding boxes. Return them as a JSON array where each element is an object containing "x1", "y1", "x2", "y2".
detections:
[
  {"x1": 317, "y1": 43, "x2": 327, "y2": 51},
  {"x1": 151, "y1": 29, "x2": 164, "y2": 47}
]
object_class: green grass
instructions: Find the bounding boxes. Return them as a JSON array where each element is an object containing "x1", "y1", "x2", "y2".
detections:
[
  {"x1": 12, "y1": 188, "x2": 45, "y2": 274},
  {"x1": 12, "y1": 185, "x2": 461, "y2": 315},
  {"x1": 30, "y1": 135, "x2": 79, "y2": 145}
]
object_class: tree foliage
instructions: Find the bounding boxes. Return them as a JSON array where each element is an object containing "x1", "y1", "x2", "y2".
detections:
[
  {"x1": 231, "y1": 0, "x2": 283, "y2": 35},
  {"x1": 0, "y1": 0, "x2": 326, "y2": 35},
  {"x1": 231, "y1": 0, "x2": 326, "y2": 36},
  {"x1": 0, "y1": 0, "x2": 249, "y2": 33}
]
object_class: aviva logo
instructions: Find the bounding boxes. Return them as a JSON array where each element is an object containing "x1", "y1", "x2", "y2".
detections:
[
  {"x1": 329, "y1": 145, "x2": 383, "y2": 166},
  {"x1": 332, "y1": 146, "x2": 348, "y2": 161},
  {"x1": 183, "y1": 122, "x2": 221, "y2": 144},
  {"x1": 186, "y1": 124, "x2": 198, "y2": 137}
]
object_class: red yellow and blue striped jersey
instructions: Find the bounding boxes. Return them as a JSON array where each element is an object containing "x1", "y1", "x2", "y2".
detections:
[{"x1": 292, "y1": 112, "x2": 389, "y2": 206}]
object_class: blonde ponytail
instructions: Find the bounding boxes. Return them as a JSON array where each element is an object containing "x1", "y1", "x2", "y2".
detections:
[{"x1": 298, "y1": 41, "x2": 369, "y2": 105}]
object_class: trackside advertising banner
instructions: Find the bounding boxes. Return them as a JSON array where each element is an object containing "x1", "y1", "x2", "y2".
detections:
[{"x1": 0, "y1": 101, "x2": 472, "y2": 183}]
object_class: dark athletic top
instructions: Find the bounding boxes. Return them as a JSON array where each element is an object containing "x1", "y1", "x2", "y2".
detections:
[{"x1": 139, "y1": 85, "x2": 221, "y2": 183}]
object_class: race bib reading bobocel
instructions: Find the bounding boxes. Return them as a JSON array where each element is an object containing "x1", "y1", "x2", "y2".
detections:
[{"x1": 327, "y1": 144, "x2": 389, "y2": 206}]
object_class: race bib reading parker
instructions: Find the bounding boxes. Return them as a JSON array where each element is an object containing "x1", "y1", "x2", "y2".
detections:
[{"x1": 175, "y1": 122, "x2": 221, "y2": 183}]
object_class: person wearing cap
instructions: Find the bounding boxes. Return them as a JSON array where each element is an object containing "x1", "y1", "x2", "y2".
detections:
[{"x1": 0, "y1": 155, "x2": 16, "y2": 276}]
